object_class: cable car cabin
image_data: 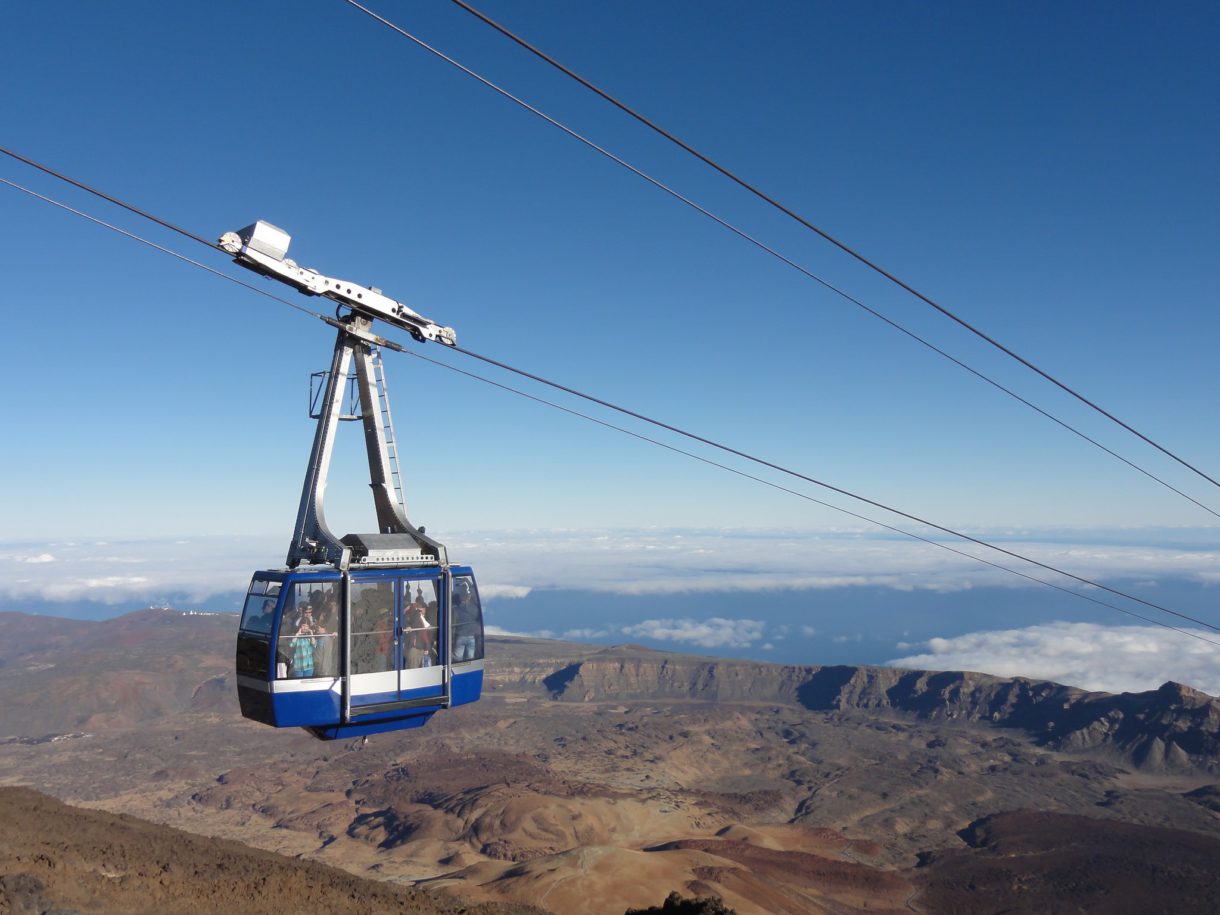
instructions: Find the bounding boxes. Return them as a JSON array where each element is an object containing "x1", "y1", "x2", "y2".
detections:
[
  {"x1": 235, "y1": 566, "x2": 484, "y2": 740},
  {"x1": 222, "y1": 220, "x2": 485, "y2": 742}
]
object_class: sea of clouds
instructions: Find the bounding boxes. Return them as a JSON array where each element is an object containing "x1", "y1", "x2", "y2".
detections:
[
  {"x1": 4, "y1": 527, "x2": 1216, "y2": 604},
  {"x1": 889, "y1": 621, "x2": 1220, "y2": 696},
  {"x1": 2, "y1": 527, "x2": 1216, "y2": 696}
]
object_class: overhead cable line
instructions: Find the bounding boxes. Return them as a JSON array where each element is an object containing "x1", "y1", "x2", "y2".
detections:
[
  {"x1": 394, "y1": 345, "x2": 1220, "y2": 648},
  {"x1": 0, "y1": 176, "x2": 326, "y2": 324},
  {"x1": 444, "y1": 0, "x2": 1220, "y2": 493},
  {"x1": 336, "y1": 2, "x2": 1218, "y2": 521},
  {"x1": 4, "y1": 165, "x2": 1217, "y2": 642},
  {"x1": 453, "y1": 342, "x2": 1220, "y2": 635},
  {"x1": 0, "y1": 177, "x2": 326, "y2": 321},
  {"x1": 0, "y1": 144, "x2": 216, "y2": 252}
]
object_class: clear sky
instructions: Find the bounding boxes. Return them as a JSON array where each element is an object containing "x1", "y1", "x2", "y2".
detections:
[{"x1": 2, "y1": 2, "x2": 1218, "y2": 690}]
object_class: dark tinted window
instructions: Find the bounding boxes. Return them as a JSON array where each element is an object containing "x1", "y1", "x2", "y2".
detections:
[
  {"x1": 239, "y1": 590, "x2": 280, "y2": 634},
  {"x1": 236, "y1": 632, "x2": 270, "y2": 678}
]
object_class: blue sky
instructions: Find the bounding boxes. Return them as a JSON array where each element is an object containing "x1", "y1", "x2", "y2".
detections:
[{"x1": 2, "y1": 2, "x2": 1218, "y2": 691}]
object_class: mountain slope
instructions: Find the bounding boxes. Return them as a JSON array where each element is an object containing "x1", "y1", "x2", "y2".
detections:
[
  {"x1": 542, "y1": 651, "x2": 1220, "y2": 772},
  {"x1": 0, "y1": 785, "x2": 541, "y2": 915}
]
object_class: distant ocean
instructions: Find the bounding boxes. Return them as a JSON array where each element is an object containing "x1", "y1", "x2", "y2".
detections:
[{"x1": 483, "y1": 579, "x2": 1218, "y2": 666}]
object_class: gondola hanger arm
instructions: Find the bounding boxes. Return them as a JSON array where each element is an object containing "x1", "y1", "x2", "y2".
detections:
[{"x1": 219, "y1": 221, "x2": 457, "y2": 347}]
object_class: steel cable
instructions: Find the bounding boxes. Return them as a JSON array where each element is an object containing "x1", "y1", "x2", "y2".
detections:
[
  {"x1": 453, "y1": 342, "x2": 1220, "y2": 634},
  {"x1": 443, "y1": 0, "x2": 1220, "y2": 492}
]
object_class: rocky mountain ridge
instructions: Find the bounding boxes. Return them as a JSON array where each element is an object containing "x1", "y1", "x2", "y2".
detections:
[
  {"x1": 540, "y1": 650, "x2": 1220, "y2": 773},
  {"x1": 3, "y1": 610, "x2": 1216, "y2": 775}
]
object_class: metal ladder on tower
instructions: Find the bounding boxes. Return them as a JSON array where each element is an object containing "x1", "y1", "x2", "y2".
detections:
[{"x1": 371, "y1": 347, "x2": 407, "y2": 515}]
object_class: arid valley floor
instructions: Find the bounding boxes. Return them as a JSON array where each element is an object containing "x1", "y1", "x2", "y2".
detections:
[{"x1": 2, "y1": 609, "x2": 1219, "y2": 914}]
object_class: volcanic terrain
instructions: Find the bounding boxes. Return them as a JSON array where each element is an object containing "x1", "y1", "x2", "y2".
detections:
[{"x1": 1, "y1": 608, "x2": 1218, "y2": 914}]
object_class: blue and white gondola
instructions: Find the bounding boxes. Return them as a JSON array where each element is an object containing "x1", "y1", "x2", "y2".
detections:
[
  {"x1": 235, "y1": 566, "x2": 484, "y2": 740},
  {"x1": 222, "y1": 221, "x2": 488, "y2": 742}
]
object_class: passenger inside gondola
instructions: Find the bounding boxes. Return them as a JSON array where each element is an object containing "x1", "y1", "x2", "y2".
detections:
[
  {"x1": 313, "y1": 596, "x2": 338, "y2": 677},
  {"x1": 290, "y1": 612, "x2": 316, "y2": 677},
  {"x1": 452, "y1": 577, "x2": 483, "y2": 662},
  {"x1": 254, "y1": 598, "x2": 276, "y2": 634},
  {"x1": 404, "y1": 598, "x2": 432, "y2": 668}
]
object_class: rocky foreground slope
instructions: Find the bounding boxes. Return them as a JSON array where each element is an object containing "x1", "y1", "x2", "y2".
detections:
[{"x1": 0, "y1": 785, "x2": 541, "y2": 915}]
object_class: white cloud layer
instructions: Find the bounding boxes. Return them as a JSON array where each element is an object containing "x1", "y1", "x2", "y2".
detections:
[
  {"x1": 477, "y1": 584, "x2": 533, "y2": 601},
  {"x1": 0, "y1": 537, "x2": 284, "y2": 606},
  {"x1": 2, "y1": 534, "x2": 1213, "y2": 698},
  {"x1": 888, "y1": 621, "x2": 1220, "y2": 697},
  {"x1": 484, "y1": 624, "x2": 556, "y2": 639},
  {"x1": 620, "y1": 617, "x2": 766, "y2": 649},
  {"x1": 447, "y1": 527, "x2": 1219, "y2": 597},
  {"x1": 0, "y1": 527, "x2": 1215, "y2": 610}
]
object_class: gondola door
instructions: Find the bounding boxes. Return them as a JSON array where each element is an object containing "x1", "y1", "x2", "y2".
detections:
[
  {"x1": 397, "y1": 573, "x2": 443, "y2": 701},
  {"x1": 347, "y1": 574, "x2": 400, "y2": 710}
]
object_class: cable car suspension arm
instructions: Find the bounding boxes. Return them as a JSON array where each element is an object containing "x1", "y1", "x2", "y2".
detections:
[{"x1": 219, "y1": 221, "x2": 457, "y2": 346}]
